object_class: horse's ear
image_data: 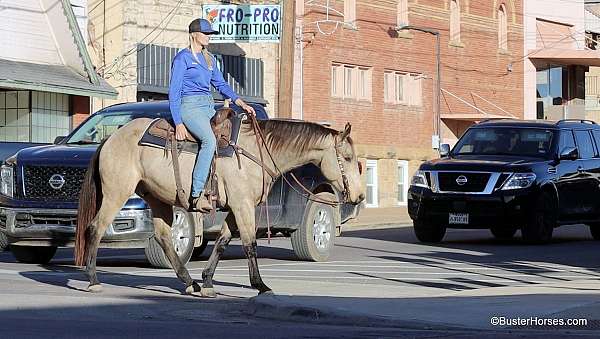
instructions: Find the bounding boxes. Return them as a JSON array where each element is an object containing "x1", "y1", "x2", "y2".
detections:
[{"x1": 340, "y1": 122, "x2": 351, "y2": 140}]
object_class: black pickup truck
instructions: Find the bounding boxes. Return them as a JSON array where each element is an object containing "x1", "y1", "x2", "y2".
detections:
[{"x1": 0, "y1": 101, "x2": 361, "y2": 267}]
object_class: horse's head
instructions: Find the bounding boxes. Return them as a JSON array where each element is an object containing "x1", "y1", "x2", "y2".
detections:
[{"x1": 320, "y1": 123, "x2": 365, "y2": 204}]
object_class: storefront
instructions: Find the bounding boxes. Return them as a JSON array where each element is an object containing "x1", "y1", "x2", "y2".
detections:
[{"x1": 0, "y1": 0, "x2": 116, "y2": 143}]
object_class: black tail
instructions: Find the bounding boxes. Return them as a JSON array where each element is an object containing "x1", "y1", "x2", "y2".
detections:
[{"x1": 74, "y1": 139, "x2": 107, "y2": 266}]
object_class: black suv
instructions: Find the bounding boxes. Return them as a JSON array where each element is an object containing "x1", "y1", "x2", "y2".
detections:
[{"x1": 408, "y1": 119, "x2": 600, "y2": 244}]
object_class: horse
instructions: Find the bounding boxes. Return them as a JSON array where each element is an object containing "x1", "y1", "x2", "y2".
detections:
[{"x1": 75, "y1": 113, "x2": 364, "y2": 297}]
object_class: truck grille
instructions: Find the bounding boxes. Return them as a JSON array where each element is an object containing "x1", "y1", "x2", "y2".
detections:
[
  {"x1": 23, "y1": 166, "x2": 87, "y2": 201},
  {"x1": 437, "y1": 172, "x2": 490, "y2": 193}
]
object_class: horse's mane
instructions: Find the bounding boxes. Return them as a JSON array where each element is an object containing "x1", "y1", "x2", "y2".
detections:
[{"x1": 251, "y1": 119, "x2": 339, "y2": 154}]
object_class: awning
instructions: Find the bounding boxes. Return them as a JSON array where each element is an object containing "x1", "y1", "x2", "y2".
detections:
[
  {"x1": 0, "y1": 59, "x2": 117, "y2": 98},
  {"x1": 529, "y1": 48, "x2": 600, "y2": 67},
  {"x1": 441, "y1": 113, "x2": 514, "y2": 122}
]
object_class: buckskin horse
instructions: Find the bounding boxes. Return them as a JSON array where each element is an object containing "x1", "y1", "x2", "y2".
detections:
[{"x1": 75, "y1": 111, "x2": 364, "y2": 297}]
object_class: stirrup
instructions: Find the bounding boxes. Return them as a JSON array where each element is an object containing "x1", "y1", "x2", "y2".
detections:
[{"x1": 189, "y1": 195, "x2": 213, "y2": 213}]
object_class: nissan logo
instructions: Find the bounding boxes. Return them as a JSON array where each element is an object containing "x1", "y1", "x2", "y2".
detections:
[
  {"x1": 49, "y1": 174, "x2": 66, "y2": 190},
  {"x1": 456, "y1": 175, "x2": 468, "y2": 186}
]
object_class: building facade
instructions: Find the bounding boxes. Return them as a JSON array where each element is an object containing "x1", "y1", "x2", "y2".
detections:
[
  {"x1": 86, "y1": 0, "x2": 280, "y2": 115},
  {"x1": 0, "y1": 0, "x2": 115, "y2": 144},
  {"x1": 294, "y1": 0, "x2": 524, "y2": 208},
  {"x1": 524, "y1": 0, "x2": 600, "y2": 122},
  {"x1": 585, "y1": 0, "x2": 600, "y2": 122}
]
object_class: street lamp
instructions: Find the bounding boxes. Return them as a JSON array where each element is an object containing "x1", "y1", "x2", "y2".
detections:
[{"x1": 394, "y1": 25, "x2": 441, "y2": 149}]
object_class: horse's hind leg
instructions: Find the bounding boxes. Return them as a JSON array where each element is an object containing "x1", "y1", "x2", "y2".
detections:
[
  {"x1": 233, "y1": 204, "x2": 272, "y2": 294},
  {"x1": 85, "y1": 198, "x2": 129, "y2": 292},
  {"x1": 201, "y1": 213, "x2": 236, "y2": 298},
  {"x1": 145, "y1": 197, "x2": 199, "y2": 294}
]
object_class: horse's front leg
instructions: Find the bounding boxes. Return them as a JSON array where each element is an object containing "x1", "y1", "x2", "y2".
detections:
[
  {"x1": 201, "y1": 213, "x2": 235, "y2": 298},
  {"x1": 234, "y1": 203, "x2": 272, "y2": 294}
]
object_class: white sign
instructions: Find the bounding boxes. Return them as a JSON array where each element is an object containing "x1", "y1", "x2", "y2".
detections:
[{"x1": 202, "y1": 4, "x2": 281, "y2": 43}]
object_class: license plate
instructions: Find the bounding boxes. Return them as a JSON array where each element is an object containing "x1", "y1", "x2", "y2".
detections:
[{"x1": 449, "y1": 213, "x2": 469, "y2": 225}]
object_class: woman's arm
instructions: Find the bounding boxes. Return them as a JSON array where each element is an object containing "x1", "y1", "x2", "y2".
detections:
[
  {"x1": 168, "y1": 56, "x2": 186, "y2": 125},
  {"x1": 210, "y1": 59, "x2": 255, "y2": 115},
  {"x1": 209, "y1": 58, "x2": 240, "y2": 103}
]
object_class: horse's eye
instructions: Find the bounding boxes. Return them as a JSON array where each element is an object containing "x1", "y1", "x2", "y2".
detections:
[{"x1": 344, "y1": 156, "x2": 352, "y2": 162}]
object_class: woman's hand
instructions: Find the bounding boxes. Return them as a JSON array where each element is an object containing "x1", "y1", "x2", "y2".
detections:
[
  {"x1": 175, "y1": 124, "x2": 188, "y2": 141},
  {"x1": 235, "y1": 98, "x2": 256, "y2": 116}
]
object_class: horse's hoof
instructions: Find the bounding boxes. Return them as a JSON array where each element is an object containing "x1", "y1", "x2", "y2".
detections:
[
  {"x1": 87, "y1": 284, "x2": 103, "y2": 293},
  {"x1": 259, "y1": 289, "x2": 274, "y2": 296},
  {"x1": 185, "y1": 282, "x2": 201, "y2": 295},
  {"x1": 200, "y1": 287, "x2": 217, "y2": 298}
]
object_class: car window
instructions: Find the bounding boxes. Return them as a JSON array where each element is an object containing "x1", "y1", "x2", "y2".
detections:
[
  {"x1": 453, "y1": 127, "x2": 554, "y2": 158},
  {"x1": 592, "y1": 130, "x2": 600, "y2": 157},
  {"x1": 559, "y1": 129, "x2": 576, "y2": 153},
  {"x1": 574, "y1": 130, "x2": 594, "y2": 159}
]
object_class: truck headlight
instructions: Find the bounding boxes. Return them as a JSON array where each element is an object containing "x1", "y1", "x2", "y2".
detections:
[
  {"x1": 410, "y1": 170, "x2": 429, "y2": 188},
  {"x1": 501, "y1": 173, "x2": 536, "y2": 190},
  {"x1": 0, "y1": 165, "x2": 14, "y2": 198}
]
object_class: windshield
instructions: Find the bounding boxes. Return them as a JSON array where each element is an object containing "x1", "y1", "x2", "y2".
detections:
[
  {"x1": 66, "y1": 112, "x2": 138, "y2": 144},
  {"x1": 453, "y1": 127, "x2": 555, "y2": 158}
]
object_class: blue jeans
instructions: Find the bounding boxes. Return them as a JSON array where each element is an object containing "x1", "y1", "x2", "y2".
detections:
[{"x1": 180, "y1": 95, "x2": 216, "y2": 197}]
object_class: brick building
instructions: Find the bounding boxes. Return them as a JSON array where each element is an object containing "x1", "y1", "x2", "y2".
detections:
[
  {"x1": 293, "y1": 0, "x2": 524, "y2": 208},
  {"x1": 86, "y1": 0, "x2": 280, "y2": 115}
]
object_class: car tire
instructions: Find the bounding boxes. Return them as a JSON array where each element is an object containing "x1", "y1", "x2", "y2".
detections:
[
  {"x1": 11, "y1": 245, "x2": 57, "y2": 264},
  {"x1": 522, "y1": 192, "x2": 556, "y2": 244},
  {"x1": 490, "y1": 226, "x2": 518, "y2": 240},
  {"x1": 413, "y1": 219, "x2": 446, "y2": 243},
  {"x1": 145, "y1": 206, "x2": 195, "y2": 268},
  {"x1": 291, "y1": 192, "x2": 338, "y2": 262},
  {"x1": 191, "y1": 238, "x2": 209, "y2": 261},
  {"x1": 588, "y1": 223, "x2": 600, "y2": 240},
  {"x1": 0, "y1": 232, "x2": 8, "y2": 252}
]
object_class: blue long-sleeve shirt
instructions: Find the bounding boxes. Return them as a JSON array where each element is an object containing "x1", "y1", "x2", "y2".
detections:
[{"x1": 168, "y1": 48, "x2": 239, "y2": 125}]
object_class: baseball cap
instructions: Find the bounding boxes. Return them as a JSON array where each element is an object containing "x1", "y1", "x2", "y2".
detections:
[{"x1": 189, "y1": 18, "x2": 218, "y2": 35}]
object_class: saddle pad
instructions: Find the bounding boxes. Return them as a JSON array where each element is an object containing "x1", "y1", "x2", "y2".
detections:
[{"x1": 138, "y1": 115, "x2": 244, "y2": 158}]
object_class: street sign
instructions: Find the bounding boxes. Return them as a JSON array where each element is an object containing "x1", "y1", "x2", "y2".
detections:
[{"x1": 202, "y1": 4, "x2": 281, "y2": 43}]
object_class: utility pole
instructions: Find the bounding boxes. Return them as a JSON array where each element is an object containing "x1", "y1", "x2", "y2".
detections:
[
  {"x1": 278, "y1": 0, "x2": 295, "y2": 118},
  {"x1": 395, "y1": 25, "x2": 441, "y2": 149}
]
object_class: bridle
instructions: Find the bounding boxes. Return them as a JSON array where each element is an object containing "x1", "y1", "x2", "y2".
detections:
[{"x1": 334, "y1": 136, "x2": 351, "y2": 203}]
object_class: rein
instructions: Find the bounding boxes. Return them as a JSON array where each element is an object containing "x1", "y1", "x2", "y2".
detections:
[{"x1": 245, "y1": 114, "x2": 348, "y2": 208}]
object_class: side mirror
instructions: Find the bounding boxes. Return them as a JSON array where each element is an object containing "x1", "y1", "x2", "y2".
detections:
[
  {"x1": 559, "y1": 147, "x2": 578, "y2": 161},
  {"x1": 439, "y1": 144, "x2": 451, "y2": 157},
  {"x1": 54, "y1": 136, "x2": 66, "y2": 144}
]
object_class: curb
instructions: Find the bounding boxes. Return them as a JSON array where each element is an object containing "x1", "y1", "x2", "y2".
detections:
[
  {"x1": 248, "y1": 294, "x2": 466, "y2": 330},
  {"x1": 342, "y1": 222, "x2": 413, "y2": 232}
]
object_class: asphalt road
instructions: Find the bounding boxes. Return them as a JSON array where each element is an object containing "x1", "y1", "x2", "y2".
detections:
[{"x1": 1, "y1": 224, "x2": 600, "y2": 338}]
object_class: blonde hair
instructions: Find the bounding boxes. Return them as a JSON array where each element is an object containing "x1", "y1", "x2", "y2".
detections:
[{"x1": 189, "y1": 32, "x2": 213, "y2": 70}]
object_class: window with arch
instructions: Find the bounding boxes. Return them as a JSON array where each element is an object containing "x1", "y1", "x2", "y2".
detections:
[
  {"x1": 397, "y1": 0, "x2": 409, "y2": 27},
  {"x1": 450, "y1": 0, "x2": 461, "y2": 42},
  {"x1": 498, "y1": 4, "x2": 508, "y2": 50}
]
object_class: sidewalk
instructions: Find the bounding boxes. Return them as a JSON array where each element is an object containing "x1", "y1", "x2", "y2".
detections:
[
  {"x1": 344, "y1": 206, "x2": 412, "y2": 228},
  {"x1": 250, "y1": 279, "x2": 600, "y2": 331}
]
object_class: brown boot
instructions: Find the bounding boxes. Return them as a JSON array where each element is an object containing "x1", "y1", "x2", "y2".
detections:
[{"x1": 189, "y1": 193, "x2": 213, "y2": 213}]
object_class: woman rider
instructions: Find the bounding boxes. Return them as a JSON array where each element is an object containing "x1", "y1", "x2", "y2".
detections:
[{"x1": 169, "y1": 18, "x2": 255, "y2": 212}]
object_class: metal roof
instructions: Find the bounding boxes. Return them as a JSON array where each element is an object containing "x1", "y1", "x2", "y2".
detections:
[{"x1": 0, "y1": 59, "x2": 116, "y2": 98}]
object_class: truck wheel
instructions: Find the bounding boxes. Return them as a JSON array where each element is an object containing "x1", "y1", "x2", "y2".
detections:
[
  {"x1": 490, "y1": 226, "x2": 517, "y2": 240},
  {"x1": 145, "y1": 206, "x2": 195, "y2": 268},
  {"x1": 588, "y1": 223, "x2": 600, "y2": 240},
  {"x1": 0, "y1": 232, "x2": 8, "y2": 252},
  {"x1": 522, "y1": 192, "x2": 555, "y2": 244},
  {"x1": 11, "y1": 245, "x2": 57, "y2": 264},
  {"x1": 291, "y1": 192, "x2": 339, "y2": 262},
  {"x1": 413, "y1": 219, "x2": 446, "y2": 243},
  {"x1": 191, "y1": 238, "x2": 209, "y2": 260}
]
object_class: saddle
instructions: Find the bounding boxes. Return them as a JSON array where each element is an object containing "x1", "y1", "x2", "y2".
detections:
[
  {"x1": 138, "y1": 107, "x2": 244, "y2": 210},
  {"x1": 140, "y1": 107, "x2": 242, "y2": 157}
]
